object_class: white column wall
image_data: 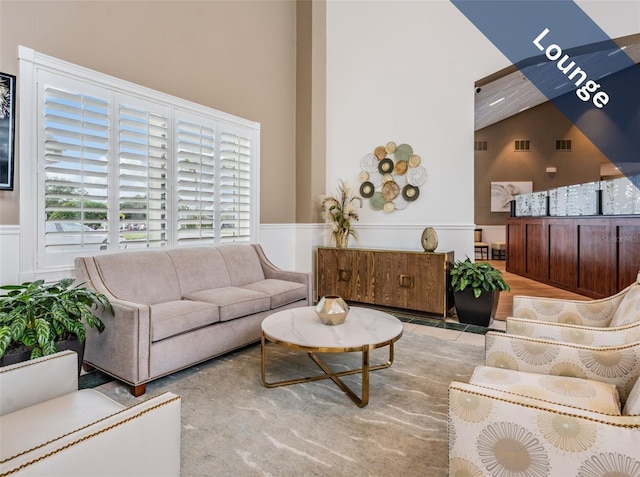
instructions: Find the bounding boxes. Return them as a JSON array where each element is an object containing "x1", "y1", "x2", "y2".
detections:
[{"x1": 321, "y1": 0, "x2": 506, "y2": 262}]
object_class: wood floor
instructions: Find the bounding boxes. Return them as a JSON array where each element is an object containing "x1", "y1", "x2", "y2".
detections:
[{"x1": 486, "y1": 260, "x2": 589, "y2": 320}]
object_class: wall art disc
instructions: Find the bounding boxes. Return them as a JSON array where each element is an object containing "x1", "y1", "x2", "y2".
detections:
[
  {"x1": 385, "y1": 141, "x2": 397, "y2": 154},
  {"x1": 360, "y1": 181, "x2": 375, "y2": 198},
  {"x1": 374, "y1": 145, "x2": 387, "y2": 160},
  {"x1": 378, "y1": 158, "x2": 394, "y2": 174},
  {"x1": 360, "y1": 153, "x2": 378, "y2": 172},
  {"x1": 394, "y1": 143, "x2": 413, "y2": 162},
  {"x1": 368, "y1": 170, "x2": 383, "y2": 187},
  {"x1": 381, "y1": 181, "x2": 400, "y2": 201},
  {"x1": 393, "y1": 194, "x2": 408, "y2": 210},
  {"x1": 407, "y1": 166, "x2": 427, "y2": 186},
  {"x1": 394, "y1": 160, "x2": 408, "y2": 175},
  {"x1": 369, "y1": 192, "x2": 386, "y2": 210},
  {"x1": 402, "y1": 184, "x2": 420, "y2": 201}
]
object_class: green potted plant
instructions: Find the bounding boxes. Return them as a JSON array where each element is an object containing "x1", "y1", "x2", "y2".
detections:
[
  {"x1": 0, "y1": 278, "x2": 112, "y2": 373},
  {"x1": 450, "y1": 258, "x2": 510, "y2": 327}
]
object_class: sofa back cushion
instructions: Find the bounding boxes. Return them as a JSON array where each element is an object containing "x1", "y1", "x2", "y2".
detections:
[
  {"x1": 217, "y1": 244, "x2": 265, "y2": 286},
  {"x1": 167, "y1": 247, "x2": 232, "y2": 295},
  {"x1": 92, "y1": 250, "x2": 181, "y2": 304},
  {"x1": 610, "y1": 283, "x2": 640, "y2": 327}
]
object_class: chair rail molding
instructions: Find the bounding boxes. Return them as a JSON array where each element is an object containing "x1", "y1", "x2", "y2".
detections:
[{"x1": 1, "y1": 222, "x2": 477, "y2": 287}]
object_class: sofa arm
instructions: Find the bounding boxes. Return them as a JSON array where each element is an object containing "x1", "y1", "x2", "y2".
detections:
[
  {"x1": 252, "y1": 243, "x2": 313, "y2": 303},
  {"x1": 0, "y1": 350, "x2": 78, "y2": 416},
  {"x1": 505, "y1": 317, "x2": 640, "y2": 346},
  {"x1": 448, "y1": 382, "x2": 640, "y2": 476},
  {"x1": 84, "y1": 298, "x2": 152, "y2": 387},
  {"x1": 484, "y1": 331, "x2": 640, "y2": 403},
  {"x1": 1, "y1": 392, "x2": 181, "y2": 477}
]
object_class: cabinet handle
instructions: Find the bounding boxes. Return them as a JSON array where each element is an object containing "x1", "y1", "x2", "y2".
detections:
[
  {"x1": 338, "y1": 269, "x2": 351, "y2": 281},
  {"x1": 398, "y1": 274, "x2": 414, "y2": 288}
]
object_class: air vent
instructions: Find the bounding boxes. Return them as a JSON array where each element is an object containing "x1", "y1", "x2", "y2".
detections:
[
  {"x1": 555, "y1": 139, "x2": 572, "y2": 151},
  {"x1": 514, "y1": 140, "x2": 530, "y2": 151},
  {"x1": 474, "y1": 140, "x2": 488, "y2": 151}
]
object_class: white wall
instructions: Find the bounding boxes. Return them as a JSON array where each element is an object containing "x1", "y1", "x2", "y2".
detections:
[{"x1": 322, "y1": 0, "x2": 508, "y2": 262}]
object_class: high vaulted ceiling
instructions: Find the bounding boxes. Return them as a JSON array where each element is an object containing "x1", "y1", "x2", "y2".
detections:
[{"x1": 474, "y1": 33, "x2": 640, "y2": 131}]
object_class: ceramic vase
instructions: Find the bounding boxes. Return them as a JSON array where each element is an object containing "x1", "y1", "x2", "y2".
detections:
[
  {"x1": 334, "y1": 228, "x2": 350, "y2": 248},
  {"x1": 315, "y1": 295, "x2": 350, "y2": 325}
]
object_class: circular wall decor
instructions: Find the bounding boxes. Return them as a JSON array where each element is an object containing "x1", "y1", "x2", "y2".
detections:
[{"x1": 359, "y1": 141, "x2": 427, "y2": 213}]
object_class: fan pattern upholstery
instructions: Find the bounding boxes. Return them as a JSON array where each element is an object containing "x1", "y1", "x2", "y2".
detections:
[
  {"x1": 512, "y1": 281, "x2": 639, "y2": 327},
  {"x1": 448, "y1": 333, "x2": 640, "y2": 477},
  {"x1": 484, "y1": 332, "x2": 639, "y2": 403}
]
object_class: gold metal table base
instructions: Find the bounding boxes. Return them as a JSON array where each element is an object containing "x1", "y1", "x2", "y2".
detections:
[{"x1": 260, "y1": 333, "x2": 397, "y2": 408}]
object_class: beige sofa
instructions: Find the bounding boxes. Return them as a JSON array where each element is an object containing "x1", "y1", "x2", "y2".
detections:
[
  {"x1": 75, "y1": 243, "x2": 312, "y2": 396},
  {"x1": 0, "y1": 350, "x2": 181, "y2": 476}
]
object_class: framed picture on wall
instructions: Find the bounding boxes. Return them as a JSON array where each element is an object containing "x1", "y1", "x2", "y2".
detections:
[
  {"x1": 0, "y1": 72, "x2": 16, "y2": 190},
  {"x1": 491, "y1": 181, "x2": 532, "y2": 212}
]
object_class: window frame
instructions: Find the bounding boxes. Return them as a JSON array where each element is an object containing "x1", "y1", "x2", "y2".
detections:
[{"x1": 18, "y1": 46, "x2": 260, "y2": 281}]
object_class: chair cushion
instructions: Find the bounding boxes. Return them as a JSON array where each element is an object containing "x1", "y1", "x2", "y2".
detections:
[
  {"x1": 609, "y1": 284, "x2": 640, "y2": 327},
  {"x1": 623, "y1": 377, "x2": 640, "y2": 416},
  {"x1": 0, "y1": 390, "x2": 124, "y2": 462},
  {"x1": 184, "y1": 287, "x2": 270, "y2": 321},
  {"x1": 470, "y1": 365, "x2": 621, "y2": 415},
  {"x1": 242, "y1": 279, "x2": 307, "y2": 308},
  {"x1": 151, "y1": 300, "x2": 220, "y2": 342}
]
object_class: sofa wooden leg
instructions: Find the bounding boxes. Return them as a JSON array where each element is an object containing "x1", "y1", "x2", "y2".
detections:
[
  {"x1": 131, "y1": 384, "x2": 146, "y2": 397},
  {"x1": 82, "y1": 362, "x2": 96, "y2": 372}
]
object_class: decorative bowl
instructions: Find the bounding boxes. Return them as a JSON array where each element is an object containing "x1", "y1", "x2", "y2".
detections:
[{"x1": 315, "y1": 295, "x2": 349, "y2": 325}]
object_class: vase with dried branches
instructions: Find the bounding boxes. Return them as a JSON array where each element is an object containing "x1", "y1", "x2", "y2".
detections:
[{"x1": 319, "y1": 180, "x2": 363, "y2": 248}]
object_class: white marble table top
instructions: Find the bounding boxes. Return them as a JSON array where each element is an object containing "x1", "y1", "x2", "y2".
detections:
[{"x1": 261, "y1": 306, "x2": 403, "y2": 351}]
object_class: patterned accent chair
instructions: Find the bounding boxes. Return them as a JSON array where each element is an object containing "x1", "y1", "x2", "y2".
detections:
[
  {"x1": 506, "y1": 273, "x2": 640, "y2": 346},
  {"x1": 448, "y1": 333, "x2": 640, "y2": 476}
]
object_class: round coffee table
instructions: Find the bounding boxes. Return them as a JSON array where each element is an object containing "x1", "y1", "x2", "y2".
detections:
[{"x1": 261, "y1": 306, "x2": 403, "y2": 407}]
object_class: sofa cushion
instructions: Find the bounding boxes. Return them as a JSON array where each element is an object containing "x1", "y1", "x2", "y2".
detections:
[
  {"x1": 242, "y1": 279, "x2": 307, "y2": 308},
  {"x1": 470, "y1": 365, "x2": 621, "y2": 415},
  {"x1": 92, "y1": 250, "x2": 181, "y2": 304},
  {"x1": 183, "y1": 287, "x2": 270, "y2": 322},
  {"x1": 217, "y1": 244, "x2": 265, "y2": 286},
  {"x1": 166, "y1": 247, "x2": 232, "y2": 295},
  {"x1": 151, "y1": 300, "x2": 220, "y2": 342},
  {"x1": 0, "y1": 390, "x2": 123, "y2": 462},
  {"x1": 609, "y1": 283, "x2": 640, "y2": 327}
]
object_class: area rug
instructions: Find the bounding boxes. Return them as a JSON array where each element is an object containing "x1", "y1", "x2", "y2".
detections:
[{"x1": 96, "y1": 331, "x2": 485, "y2": 477}]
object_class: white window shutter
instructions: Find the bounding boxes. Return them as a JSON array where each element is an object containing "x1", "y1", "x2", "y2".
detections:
[
  {"x1": 43, "y1": 85, "x2": 110, "y2": 256},
  {"x1": 219, "y1": 128, "x2": 252, "y2": 242},
  {"x1": 175, "y1": 117, "x2": 216, "y2": 245},
  {"x1": 118, "y1": 104, "x2": 169, "y2": 249}
]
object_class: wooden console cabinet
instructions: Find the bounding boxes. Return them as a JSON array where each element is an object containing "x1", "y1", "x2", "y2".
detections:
[
  {"x1": 316, "y1": 247, "x2": 454, "y2": 317},
  {"x1": 506, "y1": 216, "x2": 640, "y2": 299}
]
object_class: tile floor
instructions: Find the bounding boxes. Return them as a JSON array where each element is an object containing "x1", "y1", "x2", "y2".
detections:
[{"x1": 400, "y1": 315, "x2": 506, "y2": 347}]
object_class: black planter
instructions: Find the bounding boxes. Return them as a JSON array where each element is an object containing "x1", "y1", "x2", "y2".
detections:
[
  {"x1": 453, "y1": 289, "x2": 500, "y2": 327},
  {"x1": 0, "y1": 337, "x2": 85, "y2": 376}
]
